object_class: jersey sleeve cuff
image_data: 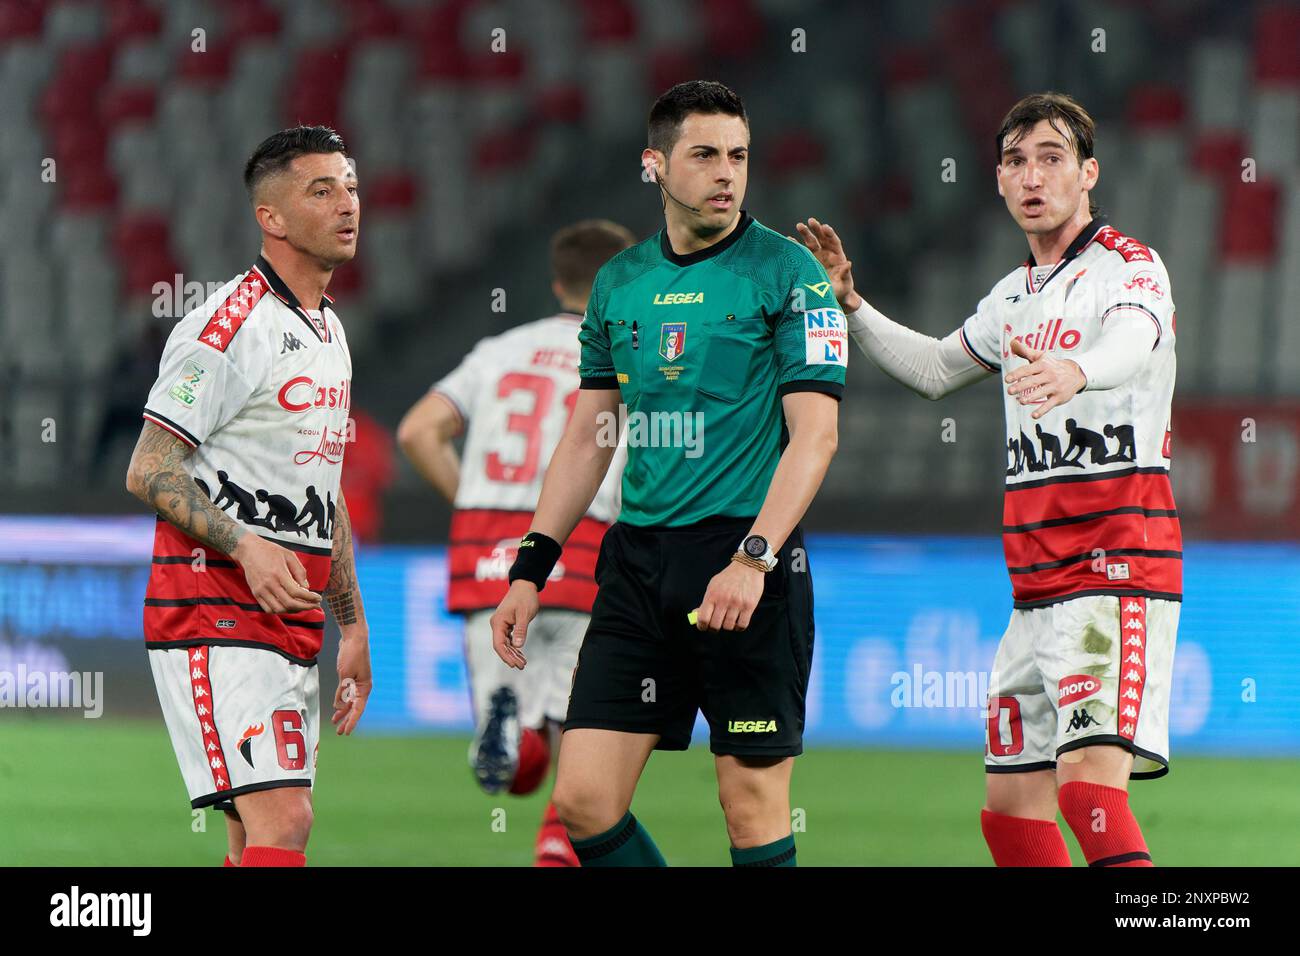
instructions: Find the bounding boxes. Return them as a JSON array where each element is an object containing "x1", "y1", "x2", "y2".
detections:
[
  {"x1": 142, "y1": 409, "x2": 201, "y2": 448},
  {"x1": 580, "y1": 375, "x2": 619, "y2": 390},
  {"x1": 777, "y1": 379, "x2": 844, "y2": 401}
]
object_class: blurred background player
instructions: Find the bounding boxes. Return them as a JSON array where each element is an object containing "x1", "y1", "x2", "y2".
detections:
[
  {"x1": 125, "y1": 126, "x2": 372, "y2": 867},
  {"x1": 397, "y1": 219, "x2": 633, "y2": 867},
  {"x1": 799, "y1": 92, "x2": 1179, "y2": 867}
]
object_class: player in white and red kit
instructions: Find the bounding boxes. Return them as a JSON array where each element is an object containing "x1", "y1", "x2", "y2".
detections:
[
  {"x1": 126, "y1": 127, "x2": 371, "y2": 867},
  {"x1": 799, "y1": 93, "x2": 1178, "y2": 866},
  {"x1": 398, "y1": 220, "x2": 633, "y2": 866}
]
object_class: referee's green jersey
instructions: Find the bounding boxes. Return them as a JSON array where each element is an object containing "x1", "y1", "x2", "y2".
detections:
[{"x1": 578, "y1": 211, "x2": 847, "y2": 527}]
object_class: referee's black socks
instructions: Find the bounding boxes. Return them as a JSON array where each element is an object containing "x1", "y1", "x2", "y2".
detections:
[
  {"x1": 730, "y1": 833, "x2": 796, "y2": 867},
  {"x1": 569, "y1": 811, "x2": 667, "y2": 867}
]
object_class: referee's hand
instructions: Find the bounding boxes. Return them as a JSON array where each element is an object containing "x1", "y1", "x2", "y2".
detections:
[
  {"x1": 491, "y1": 580, "x2": 540, "y2": 669},
  {"x1": 694, "y1": 562, "x2": 765, "y2": 632}
]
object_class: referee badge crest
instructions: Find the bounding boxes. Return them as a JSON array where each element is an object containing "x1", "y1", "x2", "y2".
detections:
[{"x1": 659, "y1": 322, "x2": 687, "y2": 362}]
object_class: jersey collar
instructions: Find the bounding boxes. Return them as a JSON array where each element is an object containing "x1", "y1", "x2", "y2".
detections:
[
  {"x1": 1023, "y1": 216, "x2": 1107, "y2": 294},
  {"x1": 253, "y1": 254, "x2": 335, "y2": 343},
  {"x1": 659, "y1": 210, "x2": 752, "y2": 267}
]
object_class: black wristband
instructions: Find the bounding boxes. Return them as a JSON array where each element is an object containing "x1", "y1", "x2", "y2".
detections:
[{"x1": 508, "y1": 532, "x2": 563, "y2": 591}]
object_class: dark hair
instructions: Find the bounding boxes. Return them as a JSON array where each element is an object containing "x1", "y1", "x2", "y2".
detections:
[
  {"x1": 995, "y1": 92, "x2": 1097, "y2": 216},
  {"x1": 647, "y1": 80, "x2": 747, "y2": 156},
  {"x1": 244, "y1": 125, "x2": 349, "y2": 200},
  {"x1": 550, "y1": 219, "x2": 636, "y2": 293}
]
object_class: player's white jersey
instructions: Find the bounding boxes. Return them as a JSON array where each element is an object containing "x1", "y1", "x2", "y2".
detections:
[
  {"x1": 433, "y1": 313, "x2": 624, "y2": 612},
  {"x1": 960, "y1": 220, "x2": 1181, "y2": 608},
  {"x1": 141, "y1": 256, "x2": 352, "y2": 662}
]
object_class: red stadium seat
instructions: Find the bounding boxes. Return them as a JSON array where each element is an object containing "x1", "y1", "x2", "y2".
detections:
[
  {"x1": 366, "y1": 173, "x2": 417, "y2": 211},
  {"x1": 768, "y1": 130, "x2": 826, "y2": 176},
  {"x1": 106, "y1": 0, "x2": 161, "y2": 44},
  {"x1": 100, "y1": 84, "x2": 156, "y2": 126},
  {"x1": 175, "y1": 37, "x2": 234, "y2": 83},
  {"x1": 0, "y1": 0, "x2": 44, "y2": 41},
  {"x1": 1255, "y1": 3, "x2": 1300, "y2": 85},
  {"x1": 284, "y1": 44, "x2": 349, "y2": 122},
  {"x1": 58, "y1": 167, "x2": 118, "y2": 210},
  {"x1": 345, "y1": 0, "x2": 402, "y2": 39},
  {"x1": 581, "y1": 0, "x2": 637, "y2": 43},
  {"x1": 1192, "y1": 131, "x2": 1248, "y2": 181},
  {"x1": 701, "y1": 0, "x2": 764, "y2": 60},
  {"x1": 219, "y1": 0, "x2": 283, "y2": 41},
  {"x1": 535, "y1": 84, "x2": 585, "y2": 124},
  {"x1": 1127, "y1": 85, "x2": 1186, "y2": 129},
  {"x1": 1220, "y1": 177, "x2": 1281, "y2": 263},
  {"x1": 123, "y1": 247, "x2": 183, "y2": 296}
]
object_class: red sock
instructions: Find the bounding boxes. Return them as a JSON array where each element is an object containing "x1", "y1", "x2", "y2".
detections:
[
  {"x1": 222, "y1": 855, "x2": 236, "y2": 867},
  {"x1": 1058, "y1": 781, "x2": 1153, "y2": 866},
  {"x1": 508, "y1": 728, "x2": 550, "y2": 795},
  {"x1": 535, "y1": 801, "x2": 579, "y2": 867},
  {"x1": 240, "y1": 846, "x2": 306, "y2": 867},
  {"x1": 980, "y1": 809, "x2": 1073, "y2": 866}
]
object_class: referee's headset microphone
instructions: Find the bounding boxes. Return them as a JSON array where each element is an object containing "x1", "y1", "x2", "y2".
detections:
[{"x1": 645, "y1": 159, "x2": 701, "y2": 214}]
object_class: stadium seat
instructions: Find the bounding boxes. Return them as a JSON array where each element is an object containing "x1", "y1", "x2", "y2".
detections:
[
  {"x1": 42, "y1": 0, "x2": 105, "y2": 49},
  {"x1": 1271, "y1": 185, "x2": 1300, "y2": 394},
  {"x1": 1189, "y1": 39, "x2": 1250, "y2": 133},
  {"x1": 1207, "y1": 264, "x2": 1270, "y2": 394},
  {"x1": 1160, "y1": 171, "x2": 1218, "y2": 393},
  {"x1": 1249, "y1": 88, "x2": 1300, "y2": 178}
]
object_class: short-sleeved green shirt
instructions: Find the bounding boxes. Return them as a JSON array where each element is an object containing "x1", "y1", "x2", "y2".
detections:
[{"x1": 579, "y1": 211, "x2": 847, "y2": 527}]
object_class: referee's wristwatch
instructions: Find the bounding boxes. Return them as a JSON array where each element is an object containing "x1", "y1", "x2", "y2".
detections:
[{"x1": 734, "y1": 534, "x2": 778, "y2": 572}]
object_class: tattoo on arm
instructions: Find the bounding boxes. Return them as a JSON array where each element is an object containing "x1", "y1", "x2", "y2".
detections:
[
  {"x1": 129, "y1": 422, "x2": 247, "y2": 557},
  {"x1": 325, "y1": 492, "x2": 359, "y2": 625}
]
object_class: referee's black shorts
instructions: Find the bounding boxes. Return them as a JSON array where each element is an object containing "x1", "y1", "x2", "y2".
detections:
[{"x1": 563, "y1": 515, "x2": 815, "y2": 757}]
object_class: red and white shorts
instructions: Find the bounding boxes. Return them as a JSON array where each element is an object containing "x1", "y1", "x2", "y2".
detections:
[
  {"x1": 149, "y1": 644, "x2": 319, "y2": 810},
  {"x1": 985, "y1": 595, "x2": 1178, "y2": 779},
  {"x1": 463, "y1": 608, "x2": 588, "y2": 729}
]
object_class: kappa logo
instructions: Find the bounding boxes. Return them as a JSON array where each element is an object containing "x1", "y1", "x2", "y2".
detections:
[
  {"x1": 803, "y1": 281, "x2": 831, "y2": 297},
  {"x1": 728, "y1": 719, "x2": 778, "y2": 733},
  {"x1": 236, "y1": 722, "x2": 265, "y2": 767},
  {"x1": 281, "y1": 331, "x2": 305, "y2": 353},
  {"x1": 1066, "y1": 708, "x2": 1099, "y2": 732}
]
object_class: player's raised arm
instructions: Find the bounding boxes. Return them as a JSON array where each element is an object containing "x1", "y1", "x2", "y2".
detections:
[
  {"x1": 490, "y1": 385, "x2": 622, "y2": 669},
  {"x1": 396, "y1": 388, "x2": 464, "y2": 504},
  {"x1": 324, "y1": 491, "x2": 371, "y2": 735},
  {"x1": 125, "y1": 421, "x2": 321, "y2": 614},
  {"x1": 795, "y1": 218, "x2": 992, "y2": 400}
]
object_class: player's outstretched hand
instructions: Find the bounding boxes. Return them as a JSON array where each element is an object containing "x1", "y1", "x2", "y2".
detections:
[
  {"x1": 693, "y1": 561, "x2": 765, "y2": 633},
  {"x1": 491, "y1": 580, "x2": 540, "y2": 670},
  {"x1": 1005, "y1": 337, "x2": 1088, "y2": 419},
  {"x1": 794, "y1": 218, "x2": 862, "y2": 312},
  {"x1": 232, "y1": 534, "x2": 323, "y2": 614},
  {"x1": 332, "y1": 632, "x2": 372, "y2": 735}
]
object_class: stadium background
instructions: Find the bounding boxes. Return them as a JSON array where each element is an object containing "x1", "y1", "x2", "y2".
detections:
[{"x1": 1, "y1": 0, "x2": 1298, "y2": 865}]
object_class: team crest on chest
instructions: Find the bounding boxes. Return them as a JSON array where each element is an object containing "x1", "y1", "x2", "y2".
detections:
[{"x1": 659, "y1": 322, "x2": 687, "y2": 362}]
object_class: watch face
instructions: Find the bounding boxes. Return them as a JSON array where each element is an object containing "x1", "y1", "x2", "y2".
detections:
[{"x1": 743, "y1": 535, "x2": 768, "y2": 558}]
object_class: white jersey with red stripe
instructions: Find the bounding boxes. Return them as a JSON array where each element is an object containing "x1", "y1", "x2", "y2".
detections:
[
  {"x1": 959, "y1": 220, "x2": 1181, "y2": 608},
  {"x1": 432, "y1": 313, "x2": 624, "y2": 613},
  {"x1": 140, "y1": 255, "x2": 352, "y2": 663}
]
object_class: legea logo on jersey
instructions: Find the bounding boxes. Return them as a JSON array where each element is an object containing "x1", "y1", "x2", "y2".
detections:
[
  {"x1": 804, "y1": 308, "x2": 847, "y2": 367},
  {"x1": 277, "y1": 376, "x2": 352, "y2": 413},
  {"x1": 1002, "y1": 318, "x2": 1081, "y2": 359},
  {"x1": 652, "y1": 292, "x2": 704, "y2": 305}
]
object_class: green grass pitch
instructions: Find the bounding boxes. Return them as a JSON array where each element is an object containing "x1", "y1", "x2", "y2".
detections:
[{"x1": 3, "y1": 717, "x2": 1297, "y2": 866}]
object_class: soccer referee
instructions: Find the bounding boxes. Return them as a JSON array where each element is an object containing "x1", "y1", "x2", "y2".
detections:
[{"x1": 490, "y1": 81, "x2": 846, "y2": 867}]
